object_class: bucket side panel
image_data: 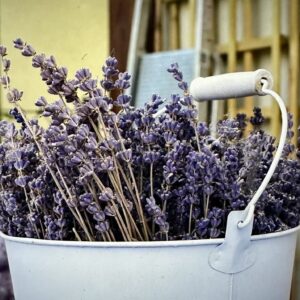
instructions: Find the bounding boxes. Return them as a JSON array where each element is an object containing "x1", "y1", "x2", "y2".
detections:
[
  {"x1": 233, "y1": 233, "x2": 298, "y2": 300},
  {"x1": 5, "y1": 241, "x2": 233, "y2": 300}
]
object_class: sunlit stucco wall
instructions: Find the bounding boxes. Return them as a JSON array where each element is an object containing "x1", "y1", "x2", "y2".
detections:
[{"x1": 0, "y1": 0, "x2": 109, "y2": 117}]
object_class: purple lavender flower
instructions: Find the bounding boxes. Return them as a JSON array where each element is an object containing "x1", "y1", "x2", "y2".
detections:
[{"x1": 0, "y1": 40, "x2": 299, "y2": 244}]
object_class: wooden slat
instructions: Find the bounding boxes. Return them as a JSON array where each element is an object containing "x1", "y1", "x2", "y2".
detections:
[
  {"x1": 169, "y1": 1, "x2": 180, "y2": 49},
  {"x1": 289, "y1": 0, "x2": 299, "y2": 146},
  {"x1": 242, "y1": 0, "x2": 254, "y2": 119},
  {"x1": 227, "y1": 0, "x2": 237, "y2": 116},
  {"x1": 271, "y1": 0, "x2": 281, "y2": 137},
  {"x1": 154, "y1": 0, "x2": 163, "y2": 52},
  {"x1": 189, "y1": 0, "x2": 196, "y2": 47},
  {"x1": 216, "y1": 35, "x2": 288, "y2": 54}
]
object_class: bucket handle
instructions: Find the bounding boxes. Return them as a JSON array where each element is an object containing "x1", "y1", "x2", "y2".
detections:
[
  {"x1": 189, "y1": 70, "x2": 288, "y2": 229},
  {"x1": 188, "y1": 70, "x2": 288, "y2": 273}
]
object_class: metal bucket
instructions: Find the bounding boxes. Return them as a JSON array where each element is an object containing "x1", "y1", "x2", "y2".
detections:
[{"x1": 1, "y1": 215, "x2": 299, "y2": 300}]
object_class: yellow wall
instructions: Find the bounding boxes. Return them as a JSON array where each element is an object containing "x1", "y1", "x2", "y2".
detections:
[{"x1": 0, "y1": 0, "x2": 109, "y2": 116}]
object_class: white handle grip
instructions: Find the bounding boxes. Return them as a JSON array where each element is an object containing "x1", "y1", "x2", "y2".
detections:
[{"x1": 190, "y1": 69, "x2": 273, "y2": 101}]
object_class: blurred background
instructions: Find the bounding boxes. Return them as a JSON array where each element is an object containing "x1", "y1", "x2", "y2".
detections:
[{"x1": 0, "y1": 0, "x2": 299, "y2": 299}]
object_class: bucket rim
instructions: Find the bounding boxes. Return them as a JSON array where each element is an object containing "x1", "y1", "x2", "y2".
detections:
[{"x1": 1, "y1": 225, "x2": 300, "y2": 248}]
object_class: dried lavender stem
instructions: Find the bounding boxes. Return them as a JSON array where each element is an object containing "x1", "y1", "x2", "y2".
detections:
[
  {"x1": 10, "y1": 134, "x2": 41, "y2": 238},
  {"x1": 94, "y1": 113, "x2": 148, "y2": 239},
  {"x1": 188, "y1": 203, "x2": 193, "y2": 235},
  {"x1": 75, "y1": 207, "x2": 94, "y2": 241},
  {"x1": 108, "y1": 173, "x2": 133, "y2": 238},
  {"x1": 55, "y1": 162, "x2": 93, "y2": 241},
  {"x1": 108, "y1": 173, "x2": 143, "y2": 240},
  {"x1": 139, "y1": 166, "x2": 143, "y2": 195},
  {"x1": 88, "y1": 116, "x2": 103, "y2": 141},
  {"x1": 115, "y1": 160, "x2": 139, "y2": 206},
  {"x1": 92, "y1": 173, "x2": 106, "y2": 190},
  {"x1": 110, "y1": 202, "x2": 131, "y2": 241},
  {"x1": 110, "y1": 206, "x2": 128, "y2": 241},
  {"x1": 30, "y1": 192, "x2": 46, "y2": 238},
  {"x1": 110, "y1": 176, "x2": 143, "y2": 240},
  {"x1": 128, "y1": 164, "x2": 149, "y2": 241},
  {"x1": 204, "y1": 195, "x2": 210, "y2": 219},
  {"x1": 91, "y1": 172, "x2": 131, "y2": 241},
  {"x1": 101, "y1": 233, "x2": 107, "y2": 242},
  {"x1": 108, "y1": 229, "x2": 116, "y2": 241},
  {"x1": 105, "y1": 231, "x2": 112, "y2": 242},
  {"x1": 24, "y1": 188, "x2": 41, "y2": 239},
  {"x1": 14, "y1": 103, "x2": 91, "y2": 239},
  {"x1": 162, "y1": 199, "x2": 168, "y2": 214},
  {"x1": 150, "y1": 163, "x2": 154, "y2": 197},
  {"x1": 72, "y1": 228, "x2": 82, "y2": 241},
  {"x1": 83, "y1": 211, "x2": 94, "y2": 237},
  {"x1": 192, "y1": 122, "x2": 201, "y2": 152},
  {"x1": 97, "y1": 111, "x2": 108, "y2": 139},
  {"x1": 111, "y1": 157, "x2": 123, "y2": 190}
]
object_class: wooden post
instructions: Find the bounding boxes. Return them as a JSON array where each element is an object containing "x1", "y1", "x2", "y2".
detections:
[
  {"x1": 109, "y1": 0, "x2": 135, "y2": 72},
  {"x1": 227, "y1": 0, "x2": 237, "y2": 117},
  {"x1": 243, "y1": 0, "x2": 254, "y2": 118},
  {"x1": 289, "y1": 0, "x2": 299, "y2": 146},
  {"x1": 289, "y1": 1, "x2": 299, "y2": 296},
  {"x1": 271, "y1": 0, "x2": 281, "y2": 137}
]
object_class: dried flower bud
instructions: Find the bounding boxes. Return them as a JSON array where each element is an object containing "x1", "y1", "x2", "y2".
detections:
[
  {"x1": 62, "y1": 81, "x2": 75, "y2": 96},
  {"x1": 114, "y1": 72, "x2": 131, "y2": 89},
  {"x1": 99, "y1": 188, "x2": 114, "y2": 202},
  {"x1": 95, "y1": 220, "x2": 110, "y2": 233},
  {"x1": 79, "y1": 79, "x2": 97, "y2": 92},
  {"x1": 21, "y1": 44, "x2": 36, "y2": 57},
  {"x1": 14, "y1": 160, "x2": 29, "y2": 171},
  {"x1": 0, "y1": 76, "x2": 10, "y2": 86},
  {"x1": 79, "y1": 193, "x2": 93, "y2": 208},
  {"x1": 47, "y1": 85, "x2": 59, "y2": 95},
  {"x1": 35, "y1": 96, "x2": 47, "y2": 107},
  {"x1": 116, "y1": 149, "x2": 132, "y2": 163},
  {"x1": 32, "y1": 54, "x2": 45, "y2": 68},
  {"x1": 3, "y1": 59, "x2": 10, "y2": 71},
  {"x1": 98, "y1": 156, "x2": 115, "y2": 171},
  {"x1": 15, "y1": 175, "x2": 28, "y2": 187},
  {"x1": 44, "y1": 55, "x2": 56, "y2": 68},
  {"x1": 115, "y1": 94, "x2": 131, "y2": 106},
  {"x1": 86, "y1": 203, "x2": 99, "y2": 215},
  {"x1": 75, "y1": 68, "x2": 92, "y2": 82},
  {"x1": 105, "y1": 56, "x2": 118, "y2": 67},
  {"x1": 0, "y1": 45, "x2": 7, "y2": 56},
  {"x1": 93, "y1": 211, "x2": 106, "y2": 222},
  {"x1": 7, "y1": 88, "x2": 23, "y2": 103},
  {"x1": 13, "y1": 38, "x2": 24, "y2": 49}
]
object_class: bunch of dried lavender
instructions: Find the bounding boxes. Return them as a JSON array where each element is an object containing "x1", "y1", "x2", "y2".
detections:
[{"x1": 0, "y1": 39, "x2": 299, "y2": 242}]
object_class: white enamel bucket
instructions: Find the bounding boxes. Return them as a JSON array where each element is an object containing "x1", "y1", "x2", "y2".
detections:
[
  {"x1": 1, "y1": 219, "x2": 299, "y2": 300},
  {"x1": 2, "y1": 69, "x2": 298, "y2": 300}
]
